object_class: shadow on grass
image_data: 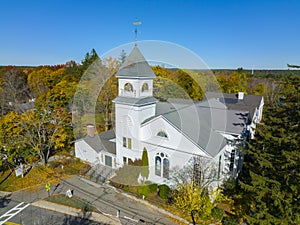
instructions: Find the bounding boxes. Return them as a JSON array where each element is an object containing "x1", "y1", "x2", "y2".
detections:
[{"x1": 0, "y1": 170, "x2": 13, "y2": 186}]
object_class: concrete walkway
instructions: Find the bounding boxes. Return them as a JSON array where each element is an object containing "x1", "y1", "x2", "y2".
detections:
[{"x1": 32, "y1": 200, "x2": 121, "y2": 225}]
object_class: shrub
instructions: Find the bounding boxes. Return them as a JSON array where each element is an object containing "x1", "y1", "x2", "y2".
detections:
[
  {"x1": 148, "y1": 183, "x2": 158, "y2": 193},
  {"x1": 222, "y1": 216, "x2": 239, "y2": 225},
  {"x1": 211, "y1": 207, "x2": 224, "y2": 221},
  {"x1": 158, "y1": 184, "x2": 170, "y2": 199},
  {"x1": 137, "y1": 185, "x2": 150, "y2": 198},
  {"x1": 123, "y1": 185, "x2": 130, "y2": 191}
]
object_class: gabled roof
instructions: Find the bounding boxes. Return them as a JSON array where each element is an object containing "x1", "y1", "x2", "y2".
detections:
[
  {"x1": 116, "y1": 46, "x2": 155, "y2": 79},
  {"x1": 205, "y1": 92, "x2": 263, "y2": 120},
  {"x1": 142, "y1": 101, "x2": 229, "y2": 157},
  {"x1": 141, "y1": 97, "x2": 251, "y2": 157},
  {"x1": 11, "y1": 102, "x2": 35, "y2": 113},
  {"x1": 78, "y1": 130, "x2": 116, "y2": 154}
]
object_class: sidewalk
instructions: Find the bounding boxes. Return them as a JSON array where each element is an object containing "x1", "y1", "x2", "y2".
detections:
[{"x1": 32, "y1": 200, "x2": 121, "y2": 225}]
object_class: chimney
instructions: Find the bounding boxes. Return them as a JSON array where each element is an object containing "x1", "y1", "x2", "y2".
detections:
[
  {"x1": 238, "y1": 92, "x2": 244, "y2": 100},
  {"x1": 86, "y1": 124, "x2": 95, "y2": 137}
]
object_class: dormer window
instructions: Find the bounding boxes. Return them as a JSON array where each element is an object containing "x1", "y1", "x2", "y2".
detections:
[
  {"x1": 124, "y1": 83, "x2": 133, "y2": 92},
  {"x1": 157, "y1": 131, "x2": 168, "y2": 138},
  {"x1": 142, "y1": 82, "x2": 149, "y2": 92}
]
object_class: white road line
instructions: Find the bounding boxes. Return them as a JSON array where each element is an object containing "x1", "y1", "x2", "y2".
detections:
[
  {"x1": 0, "y1": 202, "x2": 30, "y2": 225},
  {"x1": 123, "y1": 215, "x2": 139, "y2": 223}
]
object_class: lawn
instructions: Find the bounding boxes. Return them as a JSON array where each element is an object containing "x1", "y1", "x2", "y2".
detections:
[
  {"x1": 45, "y1": 194, "x2": 96, "y2": 212},
  {"x1": 0, "y1": 157, "x2": 90, "y2": 192}
]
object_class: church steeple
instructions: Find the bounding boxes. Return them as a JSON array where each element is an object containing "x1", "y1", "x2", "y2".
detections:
[
  {"x1": 113, "y1": 45, "x2": 157, "y2": 168},
  {"x1": 115, "y1": 46, "x2": 156, "y2": 99}
]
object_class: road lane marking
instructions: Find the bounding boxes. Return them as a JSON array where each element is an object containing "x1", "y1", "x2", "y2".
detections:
[
  {"x1": 0, "y1": 202, "x2": 30, "y2": 225},
  {"x1": 4, "y1": 222, "x2": 21, "y2": 225},
  {"x1": 123, "y1": 215, "x2": 139, "y2": 223}
]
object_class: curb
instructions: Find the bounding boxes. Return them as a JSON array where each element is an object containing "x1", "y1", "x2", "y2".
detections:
[
  {"x1": 0, "y1": 191, "x2": 11, "y2": 197},
  {"x1": 31, "y1": 200, "x2": 122, "y2": 225}
]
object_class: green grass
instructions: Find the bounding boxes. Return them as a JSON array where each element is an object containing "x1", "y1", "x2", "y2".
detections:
[{"x1": 46, "y1": 194, "x2": 96, "y2": 212}]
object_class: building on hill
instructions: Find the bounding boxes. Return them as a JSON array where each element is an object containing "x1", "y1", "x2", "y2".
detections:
[{"x1": 75, "y1": 45, "x2": 264, "y2": 188}]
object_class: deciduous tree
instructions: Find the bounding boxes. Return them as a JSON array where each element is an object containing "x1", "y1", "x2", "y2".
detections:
[{"x1": 20, "y1": 106, "x2": 72, "y2": 165}]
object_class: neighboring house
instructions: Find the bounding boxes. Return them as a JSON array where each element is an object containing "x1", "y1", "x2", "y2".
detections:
[
  {"x1": 75, "y1": 125, "x2": 117, "y2": 168},
  {"x1": 8, "y1": 99, "x2": 35, "y2": 113},
  {"x1": 75, "y1": 46, "x2": 264, "y2": 187}
]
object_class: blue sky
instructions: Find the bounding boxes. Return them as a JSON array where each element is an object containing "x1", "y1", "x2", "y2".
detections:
[{"x1": 0, "y1": 0, "x2": 299, "y2": 69}]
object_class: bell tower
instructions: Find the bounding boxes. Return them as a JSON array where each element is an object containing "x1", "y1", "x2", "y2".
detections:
[{"x1": 113, "y1": 45, "x2": 157, "y2": 167}]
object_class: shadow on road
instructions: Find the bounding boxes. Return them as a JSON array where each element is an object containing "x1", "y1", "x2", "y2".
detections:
[
  {"x1": 0, "y1": 194, "x2": 11, "y2": 208},
  {"x1": 62, "y1": 213, "x2": 108, "y2": 225}
]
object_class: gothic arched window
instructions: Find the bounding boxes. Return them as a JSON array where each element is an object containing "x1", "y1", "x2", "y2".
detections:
[
  {"x1": 124, "y1": 83, "x2": 133, "y2": 92},
  {"x1": 142, "y1": 82, "x2": 149, "y2": 92},
  {"x1": 155, "y1": 156, "x2": 161, "y2": 176},
  {"x1": 155, "y1": 152, "x2": 169, "y2": 179},
  {"x1": 163, "y1": 158, "x2": 170, "y2": 179}
]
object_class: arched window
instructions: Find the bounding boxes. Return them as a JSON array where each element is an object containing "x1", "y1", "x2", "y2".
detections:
[
  {"x1": 157, "y1": 131, "x2": 168, "y2": 138},
  {"x1": 141, "y1": 82, "x2": 149, "y2": 92},
  {"x1": 155, "y1": 152, "x2": 169, "y2": 179},
  {"x1": 163, "y1": 158, "x2": 169, "y2": 179},
  {"x1": 124, "y1": 83, "x2": 133, "y2": 92},
  {"x1": 155, "y1": 156, "x2": 161, "y2": 176}
]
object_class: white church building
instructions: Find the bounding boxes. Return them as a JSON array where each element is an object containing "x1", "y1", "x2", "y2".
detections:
[{"x1": 75, "y1": 46, "x2": 264, "y2": 186}]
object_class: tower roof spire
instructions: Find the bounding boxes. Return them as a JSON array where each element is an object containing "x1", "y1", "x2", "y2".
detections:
[{"x1": 116, "y1": 46, "x2": 155, "y2": 78}]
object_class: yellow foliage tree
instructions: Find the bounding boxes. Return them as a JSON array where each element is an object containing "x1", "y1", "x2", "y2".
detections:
[
  {"x1": 0, "y1": 112, "x2": 24, "y2": 166},
  {"x1": 217, "y1": 68, "x2": 248, "y2": 93},
  {"x1": 173, "y1": 182, "x2": 214, "y2": 216},
  {"x1": 20, "y1": 106, "x2": 72, "y2": 165}
]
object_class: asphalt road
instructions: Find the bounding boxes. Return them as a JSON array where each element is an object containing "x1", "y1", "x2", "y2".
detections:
[
  {"x1": 0, "y1": 176, "x2": 180, "y2": 225},
  {"x1": 0, "y1": 199, "x2": 102, "y2": 225}
]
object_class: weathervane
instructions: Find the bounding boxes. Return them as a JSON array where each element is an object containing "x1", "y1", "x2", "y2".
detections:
[{"x1": 133, "y1": 19, "x2": 142, "y2": 45}]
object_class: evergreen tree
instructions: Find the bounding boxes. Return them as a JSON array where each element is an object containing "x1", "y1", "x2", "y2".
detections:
[
  {"x1": 118, "y1": 49, "x2": 127, "y2": 65},
  {"x1": 80, "y1": 48, "x2": 100, "y2": 74},
  {"x1": 238, "y1": 77, "x2": 300, "y2": 224},
  {"x1": 141, "y1": 148, "x2": 149, "y2": 181}
]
